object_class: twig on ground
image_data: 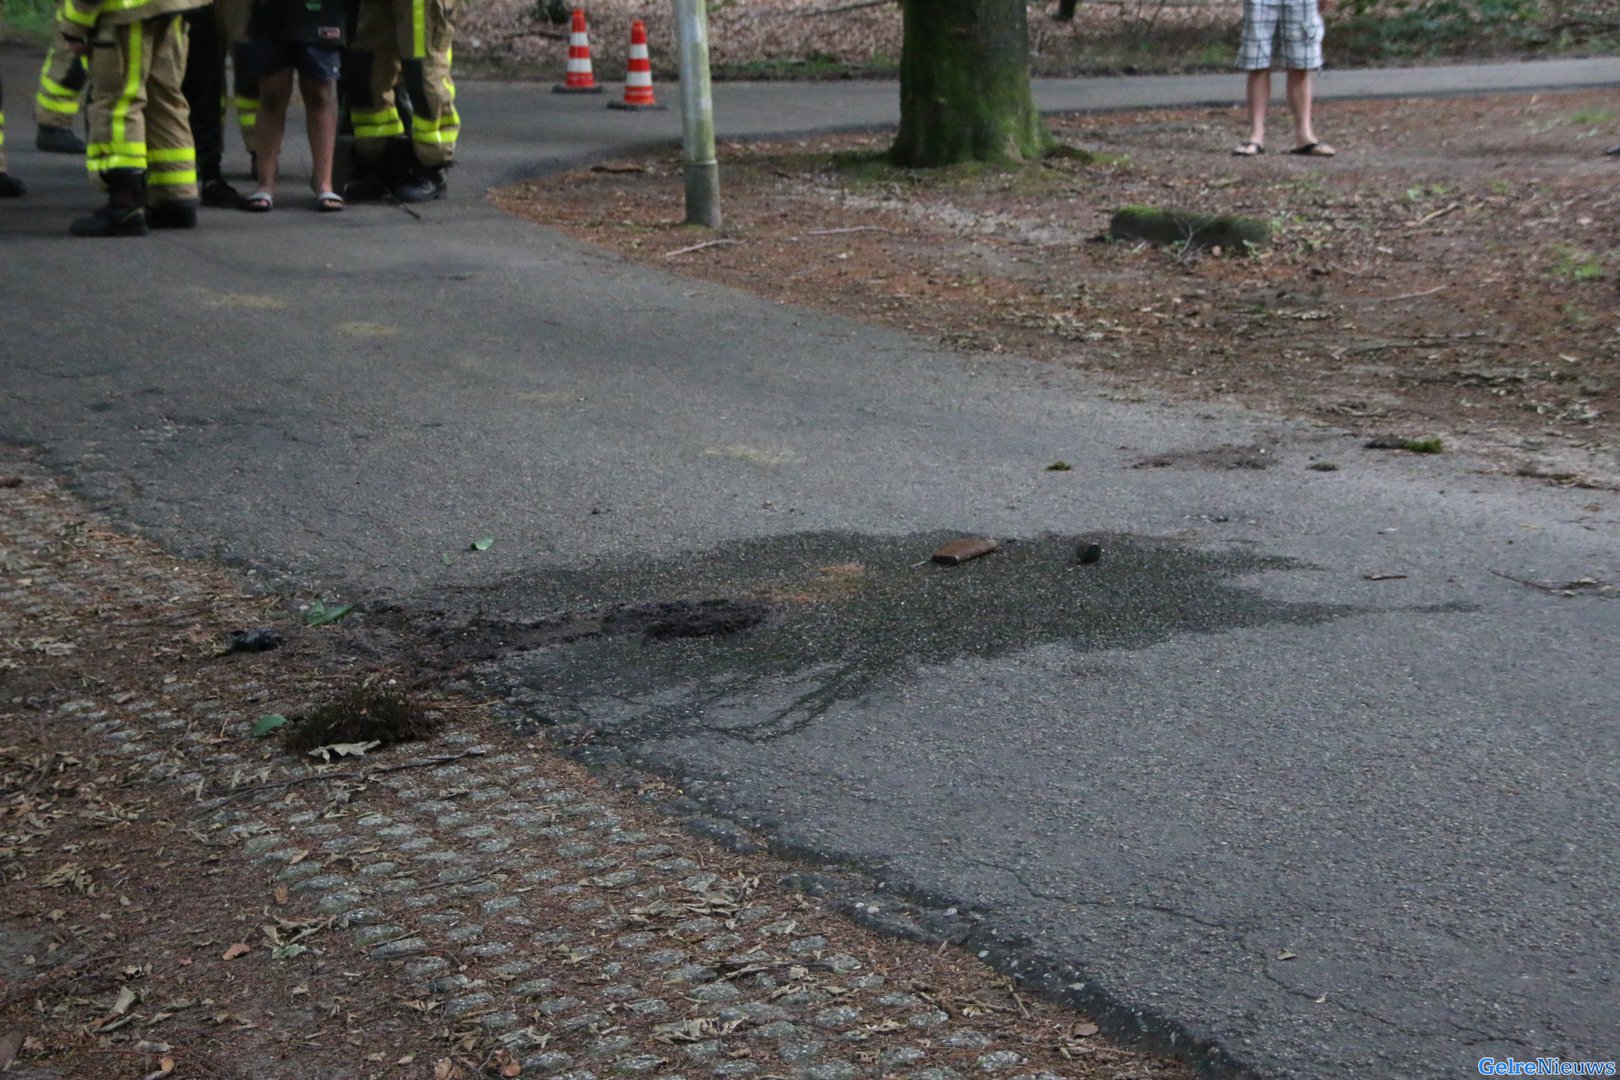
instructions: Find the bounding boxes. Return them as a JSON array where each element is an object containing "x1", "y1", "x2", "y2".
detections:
[
  {"x1": 1362, "y1": 284, "x2": 1449, "y2": 303},
  {"x1": 799, "y1": 0, "x2": 893, "y2": 15},
  {"x1": 1407, "y1": 202, "x2": 1461, "y2": 228},
  {"x1": 664, "y1": 238, "x2": 740, "y2": 258},
  {"x1": 806, "y1": 226, "x2": 895, "y2": 236},
  {"x1": 193, "y1": 749, "x2": 488, "y2": 813}
]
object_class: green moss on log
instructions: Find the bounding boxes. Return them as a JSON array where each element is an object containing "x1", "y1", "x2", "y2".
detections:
[{"x1": 1109, "y1": 206, "x2": 1270, "y2": 252}]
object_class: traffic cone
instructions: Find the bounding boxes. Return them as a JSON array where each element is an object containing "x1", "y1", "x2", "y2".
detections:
[
  {"x1": 608, "y1": 20, "x2": 666, "y2": 111},
  {"x1": 553, "y1": 8, "x2": 604, "y2": 94}
]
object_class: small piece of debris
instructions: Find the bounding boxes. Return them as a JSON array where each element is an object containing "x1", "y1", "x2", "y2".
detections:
[
  {"x1": 932, "y1": 538, "x2": 999, "y2": 566},
  {"x1": 226, "y1": 628, "x2": 284, "y2": 653},
  {"x1": 1076, "y1": 543, "x2": 1104, "y2": 565},
  {"x1": 1364, "y1": 437, "x2": 1443, "y2": 454},
  {"x1": 0, "y1": 476, "x2": 23, "y2": 489},
  {"x1": 1046, "y1": 461, "x2": 1073, "y2": 472}
]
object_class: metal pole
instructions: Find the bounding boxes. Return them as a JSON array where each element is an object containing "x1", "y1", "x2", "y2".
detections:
[{"x1": 672, "y1": 0, "x2": 721, "y2": 228}]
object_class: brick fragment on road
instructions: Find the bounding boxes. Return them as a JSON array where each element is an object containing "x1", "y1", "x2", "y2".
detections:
[{"x1": 933, "y1": 537, "x2": 1000, "y2": 565}]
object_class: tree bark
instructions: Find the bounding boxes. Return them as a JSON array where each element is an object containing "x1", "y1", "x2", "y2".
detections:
[{"x1": 890, "y1": 0, "x2": 1051, "y2": 167}]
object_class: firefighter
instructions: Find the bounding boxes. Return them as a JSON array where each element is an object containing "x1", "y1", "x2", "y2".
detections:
[
  {"x1": 183, "y1": 0, "x2": 260, "y2": 207},
  {"x1": 343, "y1": 0, "x2": 459, "y2": 202},
  {"x1": 2, "y1": 73, "x2": 30, "y2": 198},
  {"x1": 33, "y1": 28, "x2": 90, "y2": 154},
  {"x1": 60, "y1": 0, "x2": 207, "y2": 235}
]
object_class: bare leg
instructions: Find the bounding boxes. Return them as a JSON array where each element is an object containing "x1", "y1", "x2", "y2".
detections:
[
  {"x1": 1286, "y1": 68, "x2": 1331, "y2": 151},
  {"x1": 254, "y1": 67, "x2": 294, "y2": 195},
  {"x1": 300, "y1": 75, "x2": 338, "y2": 195},
  {"x1": 1243, "y1": 69, "x2": 1270, "y2": 148}
]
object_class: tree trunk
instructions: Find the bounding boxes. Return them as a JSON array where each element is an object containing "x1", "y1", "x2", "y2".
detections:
[{"x1": 890, "y1": 0, "x2": 1051, "y2": 167}]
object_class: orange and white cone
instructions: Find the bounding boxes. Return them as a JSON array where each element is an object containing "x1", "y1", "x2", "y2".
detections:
[
  {"x1": 553, "y1": 8, "x2": 604, "y2": 94},
  {"x1": 608, "y1": 20, "x2": 666, "y2": 111}
]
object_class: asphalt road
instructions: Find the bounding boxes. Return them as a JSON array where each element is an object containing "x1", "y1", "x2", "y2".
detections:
[{"x1": 3, "y1": 47, "x2": 1618, "y2": 1079}]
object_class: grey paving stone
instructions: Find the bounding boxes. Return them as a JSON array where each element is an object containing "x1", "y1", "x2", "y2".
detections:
[
  {"x1": 877, "y1": 1047, "x2": 927, "y2": 1070},
  {"x1": 711, "y1": 1064, "x2": 758, "y2": 1078},
  {"x1": 476, "y1": 838, "x2": 514, "y2": 854},
  {"x1": 796, "y1": 1062, "x2": 858, "y2": 1080},
  {"x1": 682, "y1": 1041, "x2": 723, "y2": 1061},
  {"x1": 668, "y1": 964, "x2": 718, "y2": 983},
  {"x1": 480, "y1": 1011, "x2": 521, "y2": 1031},
  {"x1": 587, "y1": 1036, "x2": 636, "y2": 1059},
  {"x1": 615, "y1": 932, "x2": 660, "y2": 949},
  {"x1": 240, "y1": 835, "x2": 285, "y2": 856},
  {"x1": 877, "y1": 993, "x2": 923, "y2": 1008},
  {"x1": 750, "y1": 1022, "x2": 804, "y2": 1041},
  {"x1": 510, "y1": 979, "x2": 558, "y2": 998},
  {"x1": 457, "y1": 825, "x2": 499, "y2": 839},
  {"x1": 813, "y1": 1007, "x2": 861, "y2": 1029},
  {"x1": 590, "y1": 869, "x2": 638, "y2": 888},
  {"x1": 975, "y1": 1052, "x2": 1025, "y2": 1072},
  {"x1": 787, "y1": 936, "x2": 828, "y2": 954},
  {"x1": 444, "y1": 992, "x2": 496, "y2": 1017},
  {"x1": 908, "y1": 1010, "x2": 951, "y2": 1030},
  {"x1": 358, "y1": 861, "x2": 401, "y2": 878},
  {"x1": 849, "y1": 974, "x2": 886, "y2": 989},
  {"x1": 609, "y1": 1054, "x2": 666, "y2": 1074},
  {"x1": 354, "y1": 924, "x2": 409, "y2": 947},
  {"x1": 520, "y1": 1052, "x2": 576, "y2": 1074},
  {"x1": 481, "y1": 896, "x2": 523, "y2": 915},
  {"x1": 491, "y1": 961, "x2": 535, "y2": 978},
  {"x1": 314, "y1": 892, "x2": 364, "y2": 914},
  {"x1": 823, "y1": 954, "x2": 862, "y2": 973},
  {"x1": 427, "y1": 974, "x2": 479, "y2": 994},
  {"x1": 941, "y1": 1031, "x2": 993, "y2": 1050},
  {"x1": 405, "y1": 956, "x2": 451, "y2": 977},
  {"x1": 539, "y1": 996, "x2": 586, "y2": 1015},
  {"x1": 776, "y1": 1041, "x2": 827, "y2": 1066},
  {"x1": 370, "y1": 936, "x2": 430, "y2": 959},
  {"x1": 444, "y1": 924, "x2": 485, "y2": 944},
  {"x1": 600, "y1": 984, "x2": 641, "y2": 1001},
  {"x1": 909, "y1": 1070, "x2": 962, "y2": 1080},
  {"x1": 463, "y1": 943, "x2": 512, "y2": 959},
  {"x1": 687, "y1": 983, "x2": 743, "y2": 1003},
  {"x1": 624, "y1": 998, "x2": 670, "y2": 1017}
]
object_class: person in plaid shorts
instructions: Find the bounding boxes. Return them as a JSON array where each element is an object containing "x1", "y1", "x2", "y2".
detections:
[{"x1": 1233, "y1": 0, "x2": 1335, "y2": 157}]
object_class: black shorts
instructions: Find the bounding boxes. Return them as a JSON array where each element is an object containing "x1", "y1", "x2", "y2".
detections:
[{"x1": 243, "y1": 39, "x2": 343, "y2": 82}]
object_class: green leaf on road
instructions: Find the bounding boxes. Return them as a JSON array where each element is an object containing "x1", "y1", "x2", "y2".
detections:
[
  {"x1": 252, "y1": 714, "x2": 289, "y2": 738},
  {"x1": 471, "y1": 536, "x2": 494, "y2": 552},
  {"x1": 271, "y1": 944, "x2": 310, "y2": 960}
]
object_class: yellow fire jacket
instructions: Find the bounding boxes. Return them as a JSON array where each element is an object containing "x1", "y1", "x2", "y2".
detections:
[{"x1": 59, "y1": 0, "x2": 207, "y2": 38}]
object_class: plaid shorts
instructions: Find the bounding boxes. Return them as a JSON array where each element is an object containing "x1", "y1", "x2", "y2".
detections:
[{"x1": 1236, "y1": 0, "x2": 1324, "y2": 70}]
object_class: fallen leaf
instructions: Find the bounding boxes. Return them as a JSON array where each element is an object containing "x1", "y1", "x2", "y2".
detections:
[
  {"x1": 111, "y1": 986, "x2": 139, "y2": 1015},
  {"x1": 0, "y1": 1030, "x2": 23, "y2": 1070},
  {"x1": 222, "y1": 943, "x2": 252, "y2": 961},
  {"x1": 471, "y1": 536, "x2": 495, "y2": 552},
  {"x1": 307, "y1": 740, "x2": 382, "y2": 762},
  {"x1": 433, "y1": 1058, "x2": 456, "y2": 1080},
  {"x1": 1072, "y1": 1021, "x2": 1100, "y2": 1037},
  {"x1": 160, "y1": 1057, "x2": 176, "y2": 1074},
  {"x1": 501, "y1": 1065, "x2": 522, "y2": 1078},
  {"x1": 274, "y1": 885, "x2": 289, "y2": 904},
  {"x1": 1277, "y1": 949, "x2": 1298, "y2": 961}
]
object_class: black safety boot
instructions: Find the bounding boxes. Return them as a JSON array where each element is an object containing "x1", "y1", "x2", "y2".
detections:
[
  {"x1": 200, "y1": 177, "x2": 244, "y2": 208},
  {"x1": 0, "y1": 172, "x2": 25, "y2": 198},
  {"x1": 148, "y1": 198, "x2": 199, "y2": 229},
  {"x1": 35, "y1": 126, "x2": 87, "y2": 154},
  {"x1": 71, "y1": 168, "x2": 149, "y2": 237},
  {"x1": 392, "y1": 165, "x2": 447, "y2": 203}
]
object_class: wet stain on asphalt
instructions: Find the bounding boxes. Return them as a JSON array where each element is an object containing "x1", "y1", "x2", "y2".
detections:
[{"x1": 389, "y1": 531, "x2": 1389, "y2": 747}]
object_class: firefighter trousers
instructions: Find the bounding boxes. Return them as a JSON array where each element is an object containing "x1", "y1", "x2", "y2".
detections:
[
  {"x1": 182, "y1": 0, "x2": 257, "y2": 180},
  {"x1": 35, "y1": 27, "x2": 90, "y2": 131},
  {"x1": 87, "y1": 14, "x2": 198, "y2": 203},
  {"x1": 345, "y1": 0, "x2": 459, "y2": 169}
]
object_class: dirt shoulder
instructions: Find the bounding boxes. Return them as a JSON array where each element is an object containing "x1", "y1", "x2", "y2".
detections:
[
  {"x1": 494, "y1": 88, "x2": 1620, "y2": 491},
  {"x1": 1, "y1": 457, "x2": 1191, "y2": 1079}
]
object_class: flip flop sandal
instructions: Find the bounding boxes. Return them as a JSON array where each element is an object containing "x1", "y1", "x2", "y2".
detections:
[
  {"x1": 315, "y1": 191, "x2": 345, "y2": 212},
  {"x1": 1289, "y1": 142, "x2": 1336, "y2": 157},
  {"x1": 242, "y1": 191, "x2": 274, "y2": 212},
  {"x1": 1232, "y1": 141, "x2": 1265, "y2": 156}
]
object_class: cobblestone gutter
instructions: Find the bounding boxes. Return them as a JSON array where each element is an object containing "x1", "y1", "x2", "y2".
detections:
[{"x1": 0, "y1": 454, "x2": 1192, "y2": 1080}]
